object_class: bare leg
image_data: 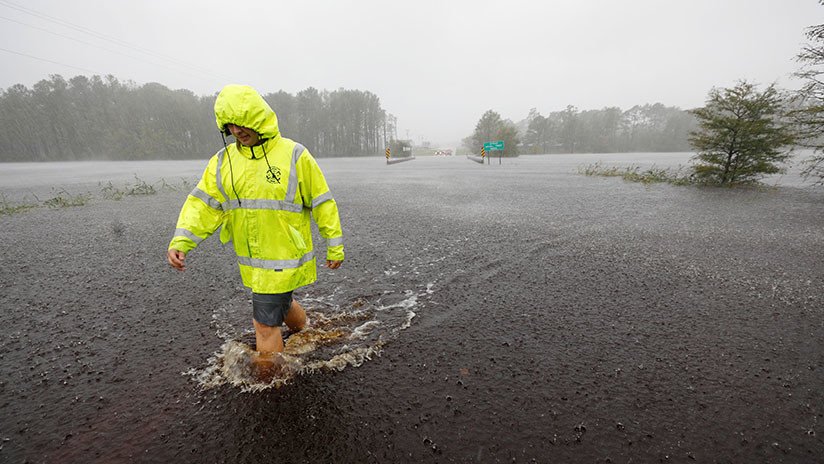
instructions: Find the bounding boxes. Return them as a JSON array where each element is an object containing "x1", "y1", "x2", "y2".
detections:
[
  {"x1": 251, "y1": 299, "x2": 307, "y2": 381},
  {"x1": 284, "y1": 298, "x2": 307, "y2": 333},
  {"x1": 253, "y1": 299, "x2": 306, "y2": 355},
  {"x1": 252, "y1": 320, "x2": 284, "y2": 381},
  {"x1": 254, "y1": 319, "x2": 284, "y2": 354}
]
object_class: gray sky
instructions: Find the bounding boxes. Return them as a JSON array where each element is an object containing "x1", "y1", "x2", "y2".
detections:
[{"x1": 0, "y1": 0, "x2": 820, "y2": 145}]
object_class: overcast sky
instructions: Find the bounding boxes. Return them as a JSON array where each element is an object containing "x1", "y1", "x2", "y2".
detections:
[{"x1": 0, "y1": 0, "x2": 820, "y2": 145}]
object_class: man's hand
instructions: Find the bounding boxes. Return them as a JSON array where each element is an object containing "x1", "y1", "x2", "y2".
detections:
[
  {"x1": 325, "y1": 260, "x2": 342, "y2": 270},
  {"x1": 167, "y1": 249, "x2": 187, "y2": 271}
]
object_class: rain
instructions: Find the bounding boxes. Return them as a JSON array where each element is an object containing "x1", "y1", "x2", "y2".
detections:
[{"x1": 1, "y1": 1, "x2": 823, "y2": 462}]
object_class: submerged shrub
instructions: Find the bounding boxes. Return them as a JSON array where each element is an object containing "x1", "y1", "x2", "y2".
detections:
[
  {"x1": 579, "y1": 163, "x2": 695, "y2": 186},
  {"x1": 159, "y1": 177, "x2": 196, "y2": 192},
  {"x1": 125, "y1": 175, "x2": 156, "y2": 196},
  {"x1": 0, "y1": 194, "x2": 39, "y2": 216},
  {"x1": 100, "y1": 181, "x2": 125, "y2": 200},
  {"x1": 43, "y1": 189, "x2": 91, "y2": 208}
]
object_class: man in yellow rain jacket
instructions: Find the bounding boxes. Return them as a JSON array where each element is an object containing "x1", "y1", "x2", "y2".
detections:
[{"x1": 166, "y1": 84, "x2": 344, "y2": 364}]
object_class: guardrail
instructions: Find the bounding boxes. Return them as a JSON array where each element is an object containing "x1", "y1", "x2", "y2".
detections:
[{"x1": 386, "y1": 156, "x2": 416, "y2": 165}]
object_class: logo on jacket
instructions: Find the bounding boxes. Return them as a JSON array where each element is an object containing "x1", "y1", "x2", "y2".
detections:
[{"x1": 266, "y1": 166, "x2": 282, "y2": 184}]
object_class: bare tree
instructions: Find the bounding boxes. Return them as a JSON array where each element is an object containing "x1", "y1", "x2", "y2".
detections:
[{"x1": 791, "y1": 0, "x2": 824, "y2": 184}]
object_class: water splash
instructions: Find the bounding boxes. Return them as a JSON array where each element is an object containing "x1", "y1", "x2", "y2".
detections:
[{"x1": 184, "y1": 284, "x2": 432, "y2": 392}]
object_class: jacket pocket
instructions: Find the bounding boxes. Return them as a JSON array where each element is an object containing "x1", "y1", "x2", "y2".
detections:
[
  {"x1": 219, "y1": 214, "x2": 231, "y2": 244},
  {"x1": 288, "y1": 224, "x2": 307, "y2": 253},
  {"x1": 279, "y1": 215, "x2": 307, "y2": 257}
]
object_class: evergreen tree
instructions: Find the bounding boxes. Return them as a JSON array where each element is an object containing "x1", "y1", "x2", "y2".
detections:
[
  {"x1": 689, "y1": 81, "x2": 794, "y2": 185},
  {"x1": 471, "y1": 110, "x2": 503, "y2": 150},
  {"x1": 558, "y1": 105, "x2": 579, "y2": 153},
  {"x1": 495, "y1": 124, "x2": 520, "y2": 156},
  {"x1": 524, "y1": 109, "x2": 553, "y2": 154}
]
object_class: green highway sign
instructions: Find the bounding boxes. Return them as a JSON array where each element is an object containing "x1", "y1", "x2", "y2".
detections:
[{"x1": 483, "y1": 141, "x2": 504, "y2": 151}]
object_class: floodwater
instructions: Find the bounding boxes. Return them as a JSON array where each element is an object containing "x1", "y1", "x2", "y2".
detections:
[
  {"x1": 0, "y1": 151, "x2": 817, "y2": 201},
  {"x1": 1, "y1": 153, "x2": 823, "y2": 462}
]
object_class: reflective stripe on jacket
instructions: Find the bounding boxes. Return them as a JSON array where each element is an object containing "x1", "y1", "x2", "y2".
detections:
[{"x1": 168, "y1": 85, "x2": 343, "y2": 293}]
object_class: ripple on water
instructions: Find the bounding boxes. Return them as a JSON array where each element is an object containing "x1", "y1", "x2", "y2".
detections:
[{"x1": 183, "y1": 284, "x2": 432, "y2": 392}]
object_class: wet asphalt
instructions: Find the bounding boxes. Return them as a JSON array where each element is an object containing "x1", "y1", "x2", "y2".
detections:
[{"x1": 1, "y1": 155, "x2": 823, "y2": 463}]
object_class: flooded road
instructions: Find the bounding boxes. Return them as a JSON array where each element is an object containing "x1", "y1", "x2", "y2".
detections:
[{"x1": 1, "y1": 155, "x2": 823, "y2": 462}]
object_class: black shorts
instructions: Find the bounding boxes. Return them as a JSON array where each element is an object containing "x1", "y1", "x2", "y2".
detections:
[{"x1": 252, "y1": 291, "x2": 294, "y2": 327}]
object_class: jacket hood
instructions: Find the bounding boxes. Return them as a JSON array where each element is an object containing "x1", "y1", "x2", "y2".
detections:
[{"x1": 214, "y1": 85, "x2": 280, "y2": 140}]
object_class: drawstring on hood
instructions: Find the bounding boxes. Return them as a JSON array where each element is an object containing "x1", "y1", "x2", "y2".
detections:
[
  {"x1": 220, "y1": 131, "x2": 241, "y2": 207},
  {"x1": 260, "y1": 144, "x2": 274, "y2": 175}
]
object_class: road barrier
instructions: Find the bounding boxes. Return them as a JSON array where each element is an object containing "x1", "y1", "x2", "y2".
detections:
[{"x1": 387, "y1": 156, "x2": 416, "y2": 165}]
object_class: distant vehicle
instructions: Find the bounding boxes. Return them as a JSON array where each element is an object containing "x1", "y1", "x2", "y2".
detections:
[{"x1": 434, "y1": 149, "x2": 453, "y2": 156}]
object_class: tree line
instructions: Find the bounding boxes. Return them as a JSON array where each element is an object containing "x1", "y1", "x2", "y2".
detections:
[
  {"x1": 465, "y1": 103, "x2": 697, "y2": 157},
  {"x1": 0, "y1": 74, "x2": 395, "y2": 162},
  {"x1": 266, "y1": 87, "x2": 392, "y2": 159}
]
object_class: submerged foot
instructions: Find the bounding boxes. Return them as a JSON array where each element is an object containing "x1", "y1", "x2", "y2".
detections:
[
  {"x1": 282, "y1": 317, "x2": 309, "y2": 342},
  {"x1": 251, "y1": 351, "x2": 287, "y2": 383}
]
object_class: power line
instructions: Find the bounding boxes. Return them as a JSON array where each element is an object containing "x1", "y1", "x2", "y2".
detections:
[
  {"x1": 0, "y1": 0, "x2": 234, "y2": 84},
  {"x1": 0, "y1": 14, "x2": 226, "y2": 85},
  {"x1": 0, "y1": 46, "x2": 102, "y2": 75},
  {"x1": 0, "y1": 0, "x2": 225, "y2": 76}
]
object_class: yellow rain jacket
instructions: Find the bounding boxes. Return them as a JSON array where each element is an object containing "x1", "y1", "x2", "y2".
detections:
[{"x1": 168, "y1": 85, "x2": 344, "y2": 293}]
